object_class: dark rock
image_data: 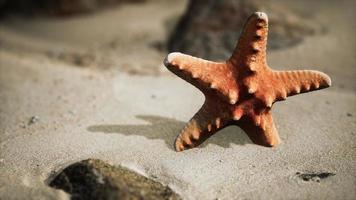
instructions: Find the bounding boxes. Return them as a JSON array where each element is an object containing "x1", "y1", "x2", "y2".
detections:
[
  {"x1": 296, "y1": 172, "x2": 335, "y2": 182},
  {"x1": 0, "y1": 0, "x2": 145, "y2": 17},
  {"x1": 168, "y1": 0, "x2": 325, "y2": 60},
  {"x1": 28, "y1": 116, "x2": 39, "y2": 125},
  {"x1": 49, "y1": 159, "x2": 180, "y2": 200}
]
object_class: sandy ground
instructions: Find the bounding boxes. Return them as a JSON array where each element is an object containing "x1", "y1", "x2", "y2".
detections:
[{"x1": 0, "y1": 0, "x2": 356, "y2": 199}]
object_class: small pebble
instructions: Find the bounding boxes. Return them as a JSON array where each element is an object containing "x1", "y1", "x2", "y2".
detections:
[
  {"x1": 69, "y1": 110, "x2": 77, "y2": 115},
  {"x1": 28, "y1": 116, "x2": 39, "y2": 125},
  {"x1": 19, "y1": 123, "x2": 26, "y2": 128}
]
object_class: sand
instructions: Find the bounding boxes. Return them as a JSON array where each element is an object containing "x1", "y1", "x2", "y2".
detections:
[{"x1": 0, "y1": 0, "x2": 355, "y2": 199}]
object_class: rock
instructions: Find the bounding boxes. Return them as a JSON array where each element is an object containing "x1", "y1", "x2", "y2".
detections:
[
  {"x1": 28, "y1": 116, "x2": 40, "y2": 125},
  {"x1": 49, "y1": 159, "x2": 181, "y2": 200},
  {"x1": 168, "y1": 0, "x2": 325, "y2": 60},
  {"x1": 0, "y1": 0, "x2": 146, "y2": 16},
  {"x1": 296, "y1": 172, "x2": 336, "y2": 182}
]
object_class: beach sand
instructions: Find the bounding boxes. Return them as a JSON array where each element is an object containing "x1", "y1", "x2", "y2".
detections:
[{"x1": 0, "y1": 0, "x2": 355, "y2": 199}]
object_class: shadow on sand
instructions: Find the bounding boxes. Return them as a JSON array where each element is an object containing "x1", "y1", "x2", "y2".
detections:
[{"x1": 87, "y1": 115, "x2": 252, "y2": 150}]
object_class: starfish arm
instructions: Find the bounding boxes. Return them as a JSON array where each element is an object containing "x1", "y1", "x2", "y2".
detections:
[
  {"x1": 271, "y1": 70, "x2": 331, "y2": 100},
  {"x1": 174, "y1": 101, "x2": 230, "y2": 151},
  {"x1": 237, "y1": 110, "x2": 280, "y2": 147},
  {"x1": 164, "y1": 52, "x2": 239, "y2": 104},
  {"x1": 229, "y1": 12, "x2": 268, "y2": 71}
]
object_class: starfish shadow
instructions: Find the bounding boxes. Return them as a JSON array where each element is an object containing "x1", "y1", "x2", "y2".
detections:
[{"x1": 87, "y1": 115, "x2": 252, "y2": 151}]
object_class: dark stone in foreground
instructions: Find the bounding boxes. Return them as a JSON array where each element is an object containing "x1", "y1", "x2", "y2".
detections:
[
  {"x1": 49, "y1": 159, "x2": 180, "y2": 200},
  {"x1": 168, "y1": 0, "x2": 325, "y2": 60},
  {"x1": 296, "y1": 172, "x2": 335, "y2": 182}
]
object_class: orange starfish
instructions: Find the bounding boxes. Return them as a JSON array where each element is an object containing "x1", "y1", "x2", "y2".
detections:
[{"x1": 164, "y1": 12, "x2": 331, "y2": 152}]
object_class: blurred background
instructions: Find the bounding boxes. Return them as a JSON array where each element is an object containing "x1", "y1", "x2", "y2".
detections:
[
  {"x1": 1, "y1": 1, "x2": 356, "y2": 132},
  {"x1": 0, "y1": 0, "x2": 355, "y2": 85},
  {"x1": 0, "y1": 0, "x2": 354, "y2": 84}
]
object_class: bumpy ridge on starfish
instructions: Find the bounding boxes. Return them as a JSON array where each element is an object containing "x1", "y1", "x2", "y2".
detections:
[
  {"x1": 242, "y1": 69, "x2": 331, "y2": 108},
  {"x1": 165, "y1": 52, "x2": 239, "y2": 104},
  {"x1": 174, "y1": 98, "x2": 231, "y2": 151},
  {"x1": 229, "y1": 12, "x2": 268, "y2": 71},
  {"x1": 164, "y1": 12, "x2": 331, "y2": 152},
  {"x1": 274, "y1": 70, "x2": 331, "y2": 95},
  {"x1": 237, "y1": 109, "x2": 280, "y2": 147}
]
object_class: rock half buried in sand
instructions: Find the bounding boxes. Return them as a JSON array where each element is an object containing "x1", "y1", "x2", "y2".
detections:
[
  {"x1": 296, "y1": 172, "x2": 336, "y2": 183},
  {"x1": 49, "y1": 159, "x2": 180, "y2": 200},
  {"x1": 168, "y1": 0, "x2": 325, "y2": 60}
]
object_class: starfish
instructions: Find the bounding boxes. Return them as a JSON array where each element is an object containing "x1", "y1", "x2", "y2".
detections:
[{"x1": 164, "y1": 12, "x2": 331, "y2": 152}]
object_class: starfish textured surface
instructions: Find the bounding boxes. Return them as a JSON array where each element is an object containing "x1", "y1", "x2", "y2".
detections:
[{"x1": 164, "y1": 12, "x2": 331, "y2": 152}]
